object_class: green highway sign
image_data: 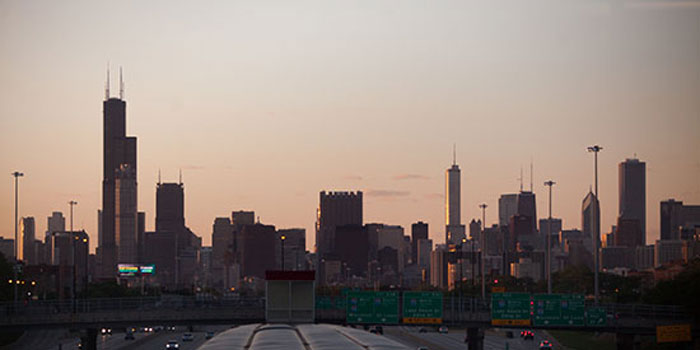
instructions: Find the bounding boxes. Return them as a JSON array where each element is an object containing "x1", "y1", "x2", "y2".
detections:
[
  {"x1": 402, "y1": 291, "x2": 443, "y2": 324},
  {"x1": 532, "y1": 294, "x2": 585, "y2": 326},
  {"x1": 586, "y1": 307, "x2": 607, "y2": 326},
  {"x1": 346, "y1": 291, "x2": 399, "y2": 324},
  {"x1": 491, "y1": 292, "x2": 532, "y2": 326}
]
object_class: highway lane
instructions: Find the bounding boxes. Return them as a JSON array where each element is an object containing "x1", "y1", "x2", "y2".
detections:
[
  {"x1": 123, "y1": 325, "x2": 229, "y2": 350},
  {"x1": 385, "y1": 326, "x2": 560, "y2": 350}
]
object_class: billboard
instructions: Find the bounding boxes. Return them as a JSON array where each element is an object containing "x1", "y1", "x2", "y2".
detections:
[{"x1": 117, "y1": 264, "x2": 155, "y2": 277}]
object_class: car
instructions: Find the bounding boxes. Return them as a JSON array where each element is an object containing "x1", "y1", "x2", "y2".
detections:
[
  {"x1": 182, "y1": 333, "x2": 194, "y2": 342},
  {"x1": 523, "y1": 330, "x2": 534, "y2": 340},
  {"x1": 205, "y1": 331, "x2": 215, "y2": 339},
  {"x1": 165, "y1": 340, "x2": 180, "y2": 349},
  {"x1": 124, "y1": 332, "x2": 135, "y2": 340},
  {"x1": 438, "y1": 326, "x2": 448, "y2": 334},
  {"x1": 417, "y1": 347, "x2": 429, "y2": 350},
  {"x1": 368, "y1": 325, "x2": 384, "y2": 335},
  {"x1": 100, "y1": 328, "x2": 112, "y2": 335},
  {"x1": 418, "y1": 327, "x2": 427, "y2": 333},
  {"x1": 539, "y1": 340, "x2": 553, "y2": 349}
]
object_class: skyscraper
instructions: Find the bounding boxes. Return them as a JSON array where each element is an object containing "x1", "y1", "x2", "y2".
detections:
[
  {"x1": 619, "y1": 158, "x2": 646, "y2": 243},
  {"x1": 46, "y1": 212, "x2": 65, "y2": 237},
  {"x1": 582, "y1": 191, "x2": 600, "y2": 252},
  {"x1": 315, "y1": 191, "x2": 363, "y2": 258},
  {"x1": 498, "y1": 194, "x2": 518, "y2": 227},
  {"x1": 99, "y1": 71, "x2": 137, "y2": 278},
  {"x1": 20, "y1": 217, "x2": 35, "y2": 263},
  {"x1": 116, "y1": 164, "x2": 138, "y2": 263},
  {"x1": 445, "y1": 152, "x2": 465, "y2": 245},
  {"x1": 411, "y1": 221, "x2": 428, "y2": 264},
  {"x1": 516, "y1": 191, "x2": 537, "y2": 234},
  {"x1": 660, "y1": 199, "x2": 700, "y2": 240}
]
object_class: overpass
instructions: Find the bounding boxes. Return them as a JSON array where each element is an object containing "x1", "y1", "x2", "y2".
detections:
[{"x1": 1, "y1": 296, "x2": 696, "y2": 349}]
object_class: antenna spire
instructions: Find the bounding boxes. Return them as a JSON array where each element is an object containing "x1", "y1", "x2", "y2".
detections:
[
  {"x1": 119, "y1": 66, "x2": 124, "y2": 100},
  {"x1": 530, "y1": 158, "x2": 534, "y2": 192},
  {"x1": 519, "y1": 166, "x2": 523, "y2": 192},
  {"x1": 158, "y1": 169, "x2": 161, "y2": 185},
  {"x1": 105, "y1": 64, "x2": 110, "y2": 100},
  {"x1": 453, "y1": 143, "x2": 456, "y2": 166},
  {"x1": 179, "y1": 169, "x2": 182, "y2": 184}
]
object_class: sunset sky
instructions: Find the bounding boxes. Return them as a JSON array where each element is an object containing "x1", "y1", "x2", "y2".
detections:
[{"x1": 1, "y1": 0, "x2": 699, "y2": 253}]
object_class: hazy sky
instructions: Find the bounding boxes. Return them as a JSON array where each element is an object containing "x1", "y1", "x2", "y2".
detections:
[{"x1": 1, "y1": 0, "x2": 699, "y2": 253}]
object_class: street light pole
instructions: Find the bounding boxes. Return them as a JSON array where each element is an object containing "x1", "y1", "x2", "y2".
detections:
[
  {"x1": 479, "y1": 203, "x2": 487, "y2": 300},
  {"x1": 587, "y1": 145, "x2": 602, "y2": 305},
  {"x1": 544, "y1": 180, "x2": 556, "y2": 294},
  {"x1": 69, "y1": 200, "x2": 77, "y2": 312},
  {"x1": 11, "y1": 171, "x2": 23, "y2": 304},
  {"x1": 280, "y1": 235, "x2": 286, "y2": 271}
]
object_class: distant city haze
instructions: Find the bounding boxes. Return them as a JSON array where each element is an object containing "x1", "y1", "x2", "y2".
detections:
[{"x1": 1, "y1": 1, "x2": 699, "y2": 252}]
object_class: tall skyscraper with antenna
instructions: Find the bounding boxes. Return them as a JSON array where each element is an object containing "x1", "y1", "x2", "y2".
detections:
[
  {"x1": 98, "y1": 67, "x2": 139, "y2": 278},
  {"x1": 445, "y1": 146, "x2": 465, "y2": 245}
]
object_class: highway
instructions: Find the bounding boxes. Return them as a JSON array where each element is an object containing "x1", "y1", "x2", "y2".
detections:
[{"x1": 385, "y1": 326, "x2": 560, "y2": 350}]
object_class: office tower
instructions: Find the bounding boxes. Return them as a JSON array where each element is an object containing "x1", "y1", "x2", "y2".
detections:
[
  {"x1": 232, "y1": 211, "x2": 255, "y2": 226},
  {"x1": 0, "y1": 238, "x2": 13, "y2": 260},
  {"x1": 277, "y1": 228, "x2": 306, "y2": 271},
  {"x1": 316, "y1": 191, "x2": 363, "y2": 259},
  {"x1": 238, "y1": 223, "x2": 276, "y2": 279},
  {"x1": 614, "y1": 217, "x2": 644, "y2": 247},
  {"x1": 47, "y1": 212, "x2": 65, "y2": 237},
  {"x1": 20, "y1": 217, "x2": 35, "y2": 263},
  {"x1": 156, "y1": 182, "x2": 185, "y2": 233},
  {"x1": 619, "y1": 158, "x2": 646, "y2": 243},
  {"x1": 498, "y1": 194, "x2": 518, "y2": 227},
  {"x1": 143, "y1": 180, "x2": 200, "y2": 288},
  {"x1": 539, "y1": 218, "x2": 562, "y2": 247},
  {"x1": 137, "y1": 211, "x2": 145, "y2": 262},
  {"x1": 430, "y1": 245, "x2": 449, "y2": 289},
  {"x1": 377, "y1": 225, "x2": 405, "y2": 273},
  {"x1": 516, "y1": 191, "x2": 537, "y2": 234},
  {"x1": 469, "y1": 219, "x2": 481, "y2": 242},
  {"x1": 582, "y1": 191, "x2": 600, "y2": 242},
  {"x1": 660, "y1": 199, "x2": 700, "y2": 240},
  {"x1": 445, "y1": 154, "x2": 466, "y2": 245},
  {"x1": 49, "y1": 231, "x2": 89, "y2": 296},
  {"x1": 100, "y1": 73, "x2": 137, "y2": 278},
  {"x1": 116, "y1": 164, "x2": 138, "y2": 263},
  {"x1": 335, "y1": 225, "x2": 368, "y2": 277},
  {"x1": 416, "y1": 238, "x2": 433, "y2": 270},
  {"x1": 212, "y1": 217, "x2": 234, "y2": 286},
  {"x1": 411, "y1": 222, "x2": 428, "y2": 264}
]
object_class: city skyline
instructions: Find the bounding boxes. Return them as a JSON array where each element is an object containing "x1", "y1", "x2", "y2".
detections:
[{"x1": 2, "y1": 1, "x2": 700, "y2": 253}]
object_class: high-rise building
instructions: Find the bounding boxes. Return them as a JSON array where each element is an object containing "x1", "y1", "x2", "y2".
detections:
[
  {"x1": 238, "y1": 223, "x2": 276, "y2": 279},
  {"x1": 277, "y1": 228, "x2": 306, "y2": 271},
  {"x1": 116, "y1": 164, "x2": 138, "y2": 263},
  {"x1": 156, "y1": 182, "x2": 185, "y2": 233},
  {"x1": 660, "y1": 199, "x2": 700, "y2": 240},
  {"x1": 446, "y1": 156, "x2": 465, "y2": 245},
  {"x1": 0, "y1": 238, "x2": 13, "y2": 261},
  {"x1": 410, "y1": 222, "x2": 428, "y2": 264},
  {"x1": 211, "y1": 217, "x2": 233, "y2": 284},
  {"x1": 619, "y1": 158, "x2": 646, "y2": 243},
  {"x1": 614, "y1": 217, "x2": 644, "y2": 247},
  {"x1": 316, "y1": 191, "x2": 362, "y2": 259},
  {"x1": 582, "y1": 191, "x2": 600, "y2": 245},
  {"x1": 377, "y1": 225, "x2": 405, "y2": 273},
  {"x1": 498, "y1": 194, "x2": 518, "y2": 227},
  {"x1": 100, "y1": 75, "x2": 137, "y2": 279},
  {"x1": 539, "y1": 218, "x2": 562, "y2": 248},
  {"x1": 20, "y1": 217, "x2": 35, "y2": 264},
  {"x1": 469, "y1": 219, "x2": 481, "y2": 242},
  {"x1": 232, "y1": 211, "x2": 255, "y2": 226},
  {"x1": 334, "y1": 225, "x2": 367, "y2": 277},
  {"x1": 46, "y1": 212, "x2": 65, "y2": 237},
  {"x1": 516, "y1": 191, "x2": 537, "y2": 234}
]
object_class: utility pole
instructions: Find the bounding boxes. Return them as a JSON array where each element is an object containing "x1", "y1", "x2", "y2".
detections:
[
  {"x1": 11, "y1": 171, "x2": 23, "y2": 304},
  {"x1": 587, "y1": 145, "x2": 602, "y2": 305},
  {"x1": 69, "y1": 200, "x2": 77, "y2": 312},
  {"x1": 479, "y1": 203, "x2": 487, "y2": 300},
  {"x1": 280, "y1": 234, "x2": 286, "y2": 271},
  {"x1": 544, "y1": 180, "x2": 556, "y2": 294}
]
